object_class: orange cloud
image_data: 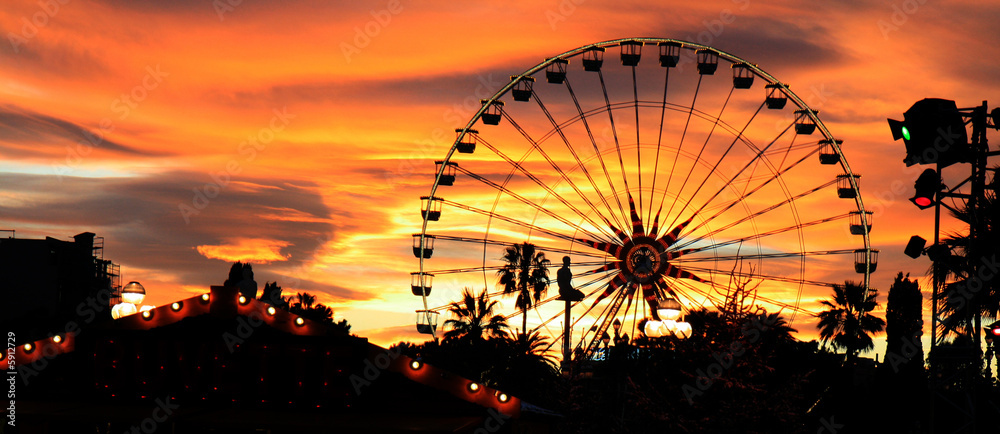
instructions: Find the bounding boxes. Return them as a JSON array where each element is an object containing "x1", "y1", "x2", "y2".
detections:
[{"x1": 196, "y1": 238, "x2": 293, "y2": 263}]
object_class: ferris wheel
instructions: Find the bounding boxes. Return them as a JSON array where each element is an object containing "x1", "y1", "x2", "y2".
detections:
[{"x1": 411, "y1": 38, "x2": 876, "y2": 358}]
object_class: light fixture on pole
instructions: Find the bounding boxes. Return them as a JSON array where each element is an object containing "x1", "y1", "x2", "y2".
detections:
[
  {"x1": 657, "y1": 297, "x2": 682, "y2": 321},
  {"x1": 112, "y1": 281, "x2": 156, "y2": 319}
]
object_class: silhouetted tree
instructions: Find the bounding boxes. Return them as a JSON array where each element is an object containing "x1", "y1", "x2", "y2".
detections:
[
  {"x1": 223, "y1": 262, "x2": 258, "y2": 299},
  {"x1": 497, "y1": 242, "x2": 550, "y2": 344},
  {"x1": 259, "y1": 281, "x2": 287, "y2": 307},
  {"x1": 884, "y1": 272, "x2": 924, "y2": 375},
  {"x1": 443, "y1": 287, "x2": 509, "y2": 342},
  {"x1": 286, "y1": 291, "x2": 350, "y2": 334},
  {"x1": 936, "y1": 192, "x2": 1000, "y2": 338},
  {"x1": 878, "y1": 272, "x2": 926, "y2": 434},
  {"x1": 224, "y1": 262, "x2": 243, "y2": 287},
  {"x1": 817, "y1": 281, "x2": 886, "y2": 359}
]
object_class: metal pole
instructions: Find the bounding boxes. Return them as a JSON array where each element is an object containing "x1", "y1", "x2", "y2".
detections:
[
  {"x1": 562, "y1": 299, "x2": 572, "y2": 375},
  {"x1": 931, "y1": 161, "x2": 942, "y2": 432}
]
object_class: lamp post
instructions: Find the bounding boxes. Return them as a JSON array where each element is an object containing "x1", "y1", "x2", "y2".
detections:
[{"x1": 111, "y1": 281, "x2": 155, "y2": 319}]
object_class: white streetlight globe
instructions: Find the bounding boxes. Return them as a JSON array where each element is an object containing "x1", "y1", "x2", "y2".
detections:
[
  {"x1": 644, "y1": 320, "x2": 663, "y2": 338},
  {"x1": 121, "y1": 281, "x2": 146, "y2": 305},
  {"x1": 675, "y1": 322, "x2": 692, "y2": 339},
  {"x1": 657, "y1": 308, "x2": 682, "y2": 321},
  {"x1": 112, "y1": 303, "x2": 137, "y2": 319}
]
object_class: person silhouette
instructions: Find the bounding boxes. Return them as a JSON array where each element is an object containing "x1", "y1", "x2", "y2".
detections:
[{"x1": 557, "y1": 256, "x2": 585, "y2": 301}]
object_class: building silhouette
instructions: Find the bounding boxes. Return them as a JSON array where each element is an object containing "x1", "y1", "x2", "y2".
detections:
[
  {"x1": 7, "y1": 285, "x2": 523, "y2": 433},
  {"x1": 0, "y1": 231, "x2": 120, "y2": 342}
]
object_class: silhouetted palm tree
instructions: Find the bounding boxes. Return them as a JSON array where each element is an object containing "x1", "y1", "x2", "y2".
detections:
[
  {"x1": 749, "y1": 311, "x2": 798, "y2": 346},
  {"x1": 510, "y1": 331, "x2": 559, "y2": 369},
  {"x1": 497, "y1": 242, "x2": 550, "y2": 343},
  {"x1": 259, "y1": 281, "x2": 287, "y2": 307},
  {"x1": 443, "y1": 287, "x2": 509, "y2": 342},
  {"x1": 285, "y1": 291, "x2": 349, "y2": 333},
  {"x1": 935, "y1": 192, "x2": 1000, "y2": 338},
  {"x1": 817, "y1": 281, "x2": 885, "y2": 358}
]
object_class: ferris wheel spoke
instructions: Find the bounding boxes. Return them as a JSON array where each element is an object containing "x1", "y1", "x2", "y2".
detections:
[
  {"x1": 530, "y1": 86, "x2": 630, "y2": 232},
  {"x1": 596, "y1": 70, "x2": 632, "y2": 206},
  {"x1": 432, "y1": 235, "x2": 613, "y2": 259},
  {"x1": 660, "y1": 77, "x2": 722, "y2": 227},
  {"x1": 631, "y1": 65, "x2": 643, "y2": 218},
  {"x1": 537, "y1": 277, "x2": 616, "y2": 352},
  {"x1": 698, "y1": 279, "x2": 817, "y2": 315},
  {"x1": 426, "y1": 261, "x2": 609, "y2": 276},
  {"x1": 667, "y1": 86, "x2": 736, "y2": 218},
  {"x1": 475, "y1": 135, "x2": 618, "y2": 242},
  {"x1": 662, "y1": 101, "x2": 767, "y2": 232},
  {"x1": 682, "y1": 178, "x2": 837, "y2": 243},
  {"x1": 440, "y1": 199, "x2": 592, "y2": 247},
  {"x1": 561, "y1": 78, "x2": 630, "y2": 228},
  {"x1": 664, "y1": 276, "x2": 725, "y2": 311},
  {"x1": 501, "y1": 105, "x2": 626, "y2": 238},
  {"x1": 457, "y1": 166, "x2": 611, "y2": 243},
  {"x1": 647, "y1": 67, "x2": 670, "y2": 226},
  {"x1": 675, "y1": 117, "x2": 796, "y2": 229},
  {"x1": 517, "y1": 273, "x2": 615, "y2": 323},
  {"x1": 680, "y1": 264, "x2": 834, "y2": 288},
  {"x1": 581, "y1": 282, "x2": 633, "y2": 358},
  {"x1": 675, "y1": 214, "x2": 849, "y2": 253},
  {"x1": 668, "y1": 249, "x2": 857, "y2": 264}
]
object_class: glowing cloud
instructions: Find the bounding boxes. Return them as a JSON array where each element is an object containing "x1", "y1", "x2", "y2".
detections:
[{"x1": 196, "y1": 238, "x2": 293, "y2": 263}]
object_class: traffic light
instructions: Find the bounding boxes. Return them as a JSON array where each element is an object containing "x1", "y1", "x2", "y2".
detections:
[
  {"x1": 985, "y1": 321, "x2": 1000, "y2": 342},
  {"x1": 910, "y1": 168, "x2": 940, "y2": 210},
  {"x1": 887, "y1": 98, "x2": 969, "y2": 167}
]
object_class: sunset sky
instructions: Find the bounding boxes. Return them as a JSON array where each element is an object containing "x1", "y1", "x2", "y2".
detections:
[{"x1": 3, "y1": 0, "x2": 999, "y2": 352}]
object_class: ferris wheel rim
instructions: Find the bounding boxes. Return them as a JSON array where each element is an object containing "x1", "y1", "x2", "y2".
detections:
[{"x1": 415, "y1": 37, "x2": 874, "y2": 343}]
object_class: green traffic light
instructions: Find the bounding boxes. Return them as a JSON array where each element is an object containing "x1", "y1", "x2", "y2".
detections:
[{"x1": 901, "y1": 126, "x2": 910, "y2": 141}]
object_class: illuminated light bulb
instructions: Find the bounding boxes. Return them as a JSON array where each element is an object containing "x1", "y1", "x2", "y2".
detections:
[
  {"x1": 497, "y1": 393, "x2": 510, "y2": 403},
  {"x1": 121, "y1": 281, "x2": 146, "y2": 305},
  {"x1": 295, "y1": 317, "x2": 305, "y2": 326},
  {"x1": 661, "y1": 319, "x2": 678, "y2": 335},
  {"x1": 23, "y1": 343, "x2": 34, "y2": 353},
  {"x1": 238, "y1": 295, "x2": 247, "y2": 305},
  {"x1": 112, "y1": 303, "x2": 137, "y2": 319},
  {"x1": 171, "y1": 302, "x2": 182, "y2": 311},
  {"x1": 644, "y1": 320, "x2": 663, "y2": 338},
  {"x1": 468, "y1": 382, "x2": 480, "y2": 393},
  {"x1": 201, "y1": 293, "x2": 210, "y2": 302},
  {"x1": 141, "y1": 310, "x2": 153, "y2": 319},
  {"x1": 410, "y1": 360, "x2": 422, "y2": 370},
  {"x1": 657, "y1": 308, "x2": 681, "y2": 321},
  {"x1": 267, "y1": 306, "x2": 276, "y2": 316},
  {"x1": 675, "y1": 322, "x2": 692, "y2": 339},
  {"x1": 52, "y1": 335, "x2": 63, "y2": 343}
]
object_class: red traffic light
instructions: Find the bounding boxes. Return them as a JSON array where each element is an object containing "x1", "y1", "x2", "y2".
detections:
[
  {"x1": 910, "y1": 168, "x2": 940, "y2": 210},
  {"x1": 986, "y1": 321, "x2": 1000, "y2": 340}
]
